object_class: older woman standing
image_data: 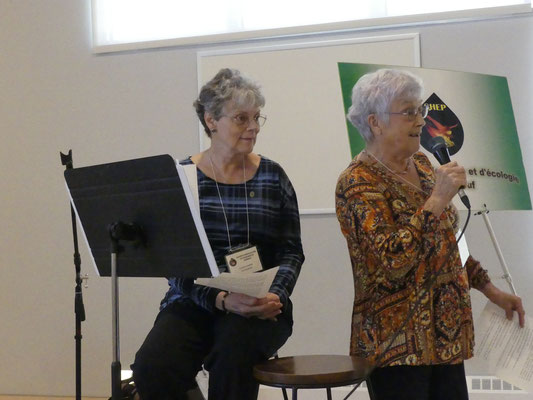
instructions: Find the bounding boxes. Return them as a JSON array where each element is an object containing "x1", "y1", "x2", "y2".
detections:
[
  {"x1": 335, "y1": 69, "x2": 524, "y2": 400},
  {"x1": 132, "y1": 68, "x2": 304, "y2": 400}
]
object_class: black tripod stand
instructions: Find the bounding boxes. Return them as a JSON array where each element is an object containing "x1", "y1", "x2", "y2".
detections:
[{"x1": 60, "y1": 150, "x2": 87, "y2": 400}]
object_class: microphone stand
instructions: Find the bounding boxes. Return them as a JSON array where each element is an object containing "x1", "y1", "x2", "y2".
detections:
[
  {"x1": 60, "y1": 150, "x2": 88, "y2": 400},
  {"x1": 475, "y1": 204, "x2": 518, "y2": 295},
  {"x1": 108, "y1": 221, "x2": 145, "y2": 400}
]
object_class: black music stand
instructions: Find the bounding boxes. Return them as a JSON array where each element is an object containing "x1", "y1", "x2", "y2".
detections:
[{"x1": 64, "y1": 154, "x2": 218, "y2": 400}]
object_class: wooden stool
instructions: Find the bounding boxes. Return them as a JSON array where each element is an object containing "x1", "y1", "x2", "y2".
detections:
[{"x1": 253, "y1": 354, "x2": 373, "y2": 400}]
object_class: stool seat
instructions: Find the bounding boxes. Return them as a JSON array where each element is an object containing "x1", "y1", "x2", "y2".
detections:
[{"x1": 254, "y1": 354, "x2": 373, "y2": 390}]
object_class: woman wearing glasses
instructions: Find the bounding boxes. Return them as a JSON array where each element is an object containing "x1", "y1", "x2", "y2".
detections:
[
  {"x1": 335, "y1": 69, "x2": 524, "y2": 400},
  {"x1": 132, "y1": 68, "x2": 304, "y2": 400}
]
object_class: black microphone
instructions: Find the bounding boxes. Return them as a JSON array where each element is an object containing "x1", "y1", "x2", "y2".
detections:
[{"x1": 430, "y1": 137, "x2": 471, "y2": 209}]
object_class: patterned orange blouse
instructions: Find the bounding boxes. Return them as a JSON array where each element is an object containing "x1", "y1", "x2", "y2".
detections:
[{"x1": 335, "y1": 152, "x2": 490, "y2": 367}]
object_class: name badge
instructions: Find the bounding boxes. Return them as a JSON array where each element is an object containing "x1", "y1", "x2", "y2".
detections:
[{"x1": 225, "y1": 245, "x2": 263, "y2": 274}]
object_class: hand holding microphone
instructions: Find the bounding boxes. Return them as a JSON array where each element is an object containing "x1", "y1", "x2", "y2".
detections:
[{"x1": 430, "y1": 137, "x2": 471, "y2": 209}]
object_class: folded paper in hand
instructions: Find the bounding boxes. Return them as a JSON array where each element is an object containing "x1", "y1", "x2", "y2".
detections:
[{"x1": 195, "y1": 267, "x2": 279, "y2": 298}]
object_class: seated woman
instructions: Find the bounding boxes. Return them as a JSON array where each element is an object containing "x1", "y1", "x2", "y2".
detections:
[
  {"x1": 335, "y1": 68, "x2": 525, "y2": 400},
  {"x1": 132, "y1": 68, "x2": 305, "y2": 400}
]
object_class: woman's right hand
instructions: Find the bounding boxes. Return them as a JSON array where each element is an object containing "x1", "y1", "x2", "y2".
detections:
[{"x1": 424, "y1": 161, "x2": 467, "y2": 215}]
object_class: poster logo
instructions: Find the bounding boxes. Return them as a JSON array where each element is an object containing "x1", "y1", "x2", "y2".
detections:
[{"x1": 420, "y1": 93, "x2": 464, "y2": 156}]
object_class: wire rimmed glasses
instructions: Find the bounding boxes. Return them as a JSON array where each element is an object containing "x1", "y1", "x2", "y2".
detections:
[
  {"x1": 222, "y1": 113, "x2": 267, "y2": 127},
  {"x1": 386, "y1": 104, "x2": 429, "y2": 121}
]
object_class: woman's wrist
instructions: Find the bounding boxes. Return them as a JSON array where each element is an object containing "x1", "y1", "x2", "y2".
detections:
[
  {"x1": 216, "y1": 291, "x2": 229, "y2": 312},
  {"x1": 423, "y1": 195, "x2": 447, "y2": 216},
  {"x1": 480, "y1": 281, "x2": 498, "y2": 301}
]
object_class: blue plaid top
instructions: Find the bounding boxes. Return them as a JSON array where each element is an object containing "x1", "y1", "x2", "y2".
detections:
[{"x1": 160, "y1": 156, "x2": 304, "y2": 313}]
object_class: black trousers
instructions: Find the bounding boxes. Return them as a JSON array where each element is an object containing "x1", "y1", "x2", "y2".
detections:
[
  {"x1": 131, "y1": 301, "x2": 293, "y2": 400},
  {"x1": 367, "y1": 363, "x2": 469, "y2": 400}
]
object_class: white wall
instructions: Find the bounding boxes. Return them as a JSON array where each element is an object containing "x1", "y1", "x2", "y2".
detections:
[{"x1": 0, "y1": 1, "x2": 532, "y2": 396}]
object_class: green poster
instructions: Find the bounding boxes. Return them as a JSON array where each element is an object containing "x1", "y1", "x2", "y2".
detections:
[{"x1": 338, "y1": 62, "x2": 531, "y2": 211}]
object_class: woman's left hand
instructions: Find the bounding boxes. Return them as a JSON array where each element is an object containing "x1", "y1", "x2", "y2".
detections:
[
  {"x1": 223, "y1": 292, "x2": 283, "y2": 320},
  {"x1": 481, "y1": 282, "x2": 525, "y2": 327}
]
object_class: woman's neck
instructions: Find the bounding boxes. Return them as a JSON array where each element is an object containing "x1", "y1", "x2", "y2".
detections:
[
  {"x1": 200, "y1": 148, "x2": 259, "y2": 184},
  {"x1": 365, "y1": 144, "x2": 412, "y2": 173},
  {"x1": 207, "y1": 148, "x2": 244, "y2": 174}
]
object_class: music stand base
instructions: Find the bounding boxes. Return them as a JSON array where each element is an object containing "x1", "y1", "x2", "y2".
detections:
[{"x1": 112, "y1": 361, "x2": 122, "y2": 400}]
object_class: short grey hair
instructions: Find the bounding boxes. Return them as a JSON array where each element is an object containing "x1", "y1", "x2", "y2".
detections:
[
  {"x1": 346, "y1": 69, "x2": 424, "y2": 142},
  {"x1": 193, "y1": 68, "x2": 265, "y2": 137}
]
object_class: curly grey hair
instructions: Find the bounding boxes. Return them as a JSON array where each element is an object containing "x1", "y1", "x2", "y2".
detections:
[
  {"x1": 194, "y1": 68, "x2": 265, "y2": 137},
  {"x1": 347, "y1": 69, "x2": 424, "y2": 142}
]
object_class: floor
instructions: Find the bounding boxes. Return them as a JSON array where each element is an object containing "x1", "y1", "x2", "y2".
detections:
[{"x1": 0, "y1": 397, "x2": 107, "y2": 400}]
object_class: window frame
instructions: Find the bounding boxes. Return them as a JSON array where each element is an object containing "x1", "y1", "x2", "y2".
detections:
[{"x1": 91, "y1": 2, "x2": 531, "y2": 54}]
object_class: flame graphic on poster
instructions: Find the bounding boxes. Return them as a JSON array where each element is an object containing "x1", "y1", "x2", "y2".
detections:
[{"x1": 421, "y1": 93, "x2": 464, "y2": 156}]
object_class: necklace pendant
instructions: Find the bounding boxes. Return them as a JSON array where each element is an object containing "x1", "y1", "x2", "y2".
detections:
[{"x1": 397, "y1": 162, "x2": 410, "y2": 175}]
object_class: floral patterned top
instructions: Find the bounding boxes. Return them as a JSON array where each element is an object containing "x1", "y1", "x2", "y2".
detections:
[{"x1": 335, "y1": 152, "x2": 490, "y2": 367}]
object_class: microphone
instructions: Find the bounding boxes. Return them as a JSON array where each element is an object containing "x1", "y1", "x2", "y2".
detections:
[{"x1": 430, "y1": 137, "x2": 471, "y2": 209}]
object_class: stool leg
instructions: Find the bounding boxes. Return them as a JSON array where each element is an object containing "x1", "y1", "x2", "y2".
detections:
[
  {"x1": 281, "y1": 387, "x2": 289, "y2": 400},
  {"x1": 326, "y1": 387, "x2": 332, "y2": 400},
  {"x1": 292, "y1": 387, "x2": 298, "y2": 400}
]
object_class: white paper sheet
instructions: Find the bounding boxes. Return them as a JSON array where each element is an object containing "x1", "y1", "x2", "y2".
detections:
[
  {"x1": 182, "y1": 163, "x2": 199, "y2": 212},
  {"x1": 475, "y1": 301, "x2": 533, "y2": 393},
  {"x1": 456, "y1": 228, "x2": 469, "y2": 267},
  {"x1": 195, "y1": 267, "x2": 279, "y2": 298},
  {"x1": 175, "y1": 161, "x2": 219, "y2": 277}
]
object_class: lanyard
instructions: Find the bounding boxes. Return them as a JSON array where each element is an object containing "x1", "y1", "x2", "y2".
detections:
[{"x1": 208, "y1": 153, "x2": 250, "y2": 250}]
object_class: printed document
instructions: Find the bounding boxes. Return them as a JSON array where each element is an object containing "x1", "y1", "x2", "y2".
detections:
[
  {"x1": 195, "y1": 267, "x2": 279, "y2": 298},
  {"x1": 475, "y1": 301, "x2": 533, "y2": 393}
]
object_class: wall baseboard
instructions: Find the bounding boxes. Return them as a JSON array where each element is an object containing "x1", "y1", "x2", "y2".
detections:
[{"x1": 0, "y1": 375, "x2": 528, "y2": 400}]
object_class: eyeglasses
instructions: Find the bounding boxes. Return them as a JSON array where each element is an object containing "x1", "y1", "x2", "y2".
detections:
[
  {"x1": 386, "y1": 104, "x2": 429, "y2": 121},
  {"x1": 222, "y1": 113, "x2": 267, "y2": 127}
]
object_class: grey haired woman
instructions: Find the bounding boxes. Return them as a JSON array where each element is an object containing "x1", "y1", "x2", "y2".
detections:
[{"x1": 132, "y1": 68, "x2": 304, "y2": 400}]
